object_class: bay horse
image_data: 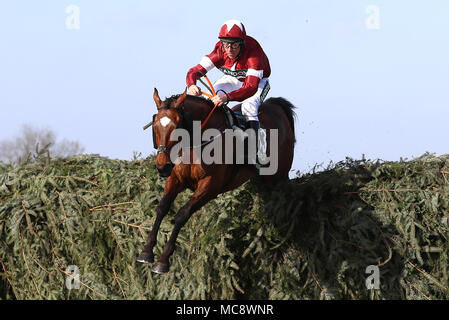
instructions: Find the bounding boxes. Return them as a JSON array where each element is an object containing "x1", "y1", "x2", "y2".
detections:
[{"x1": 137, "y1": 88, "x2": 296, "y2": 273}]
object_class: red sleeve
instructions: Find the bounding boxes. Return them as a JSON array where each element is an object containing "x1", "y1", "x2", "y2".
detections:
[
  {"x1": 186, "y1": 64, "x2": 207, "y2": 87},
  {"x1": 186, "y1": 42, "x2": 224, "y2": 87},
  {"x1": 227, "y1": 51, "x2": 263, "y2": 101},
  {"x1": 227, "y1": 75, "x2": 260, "y2": 101}
]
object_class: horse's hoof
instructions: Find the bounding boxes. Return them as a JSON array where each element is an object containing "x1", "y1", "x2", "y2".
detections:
[
  {"x1": 152, "y1": 262, "x2": 169, "y2": 274},
  {"x1": 137, "y1": 252, "x2": 154, "y2": 264}
]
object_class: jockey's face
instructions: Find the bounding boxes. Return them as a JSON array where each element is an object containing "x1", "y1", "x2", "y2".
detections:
[{"x1": 222, "y1": 40, "x2": 241, "y2": 59}]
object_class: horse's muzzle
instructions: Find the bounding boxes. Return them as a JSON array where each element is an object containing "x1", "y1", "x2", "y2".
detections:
[{"x1": 156, "y1": 163, "x2": 174, "y2": 177}]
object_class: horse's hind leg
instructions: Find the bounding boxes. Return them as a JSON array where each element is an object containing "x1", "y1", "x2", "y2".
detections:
[
  {"x1": 152, "y1": 177, "x2": 218, "y2": 274},
  {"x1": 137, "y1": 175, "x2": 184, "y2": 264}
]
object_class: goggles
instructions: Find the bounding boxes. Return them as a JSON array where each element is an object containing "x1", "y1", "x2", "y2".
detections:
[{"x1": 221, "y1": 40, "x2": 242, "y2": 49}]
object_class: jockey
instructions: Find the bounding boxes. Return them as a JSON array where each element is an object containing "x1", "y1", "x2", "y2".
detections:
[{"x1": 186, "y1": 19, "x2": 271, "y2": 138}]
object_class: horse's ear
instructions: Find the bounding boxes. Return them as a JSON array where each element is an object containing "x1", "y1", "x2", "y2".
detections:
[
  {"x1": 174, "y1": 91, "x2": 187, "y2": 108},
  {"x1": 153, "y1": 88, "x2": 162, "y2": 108}
]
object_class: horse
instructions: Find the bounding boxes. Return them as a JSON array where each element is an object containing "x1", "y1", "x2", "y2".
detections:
[{"x1": 137, "y1": 88, "x2": 296, "y2": 273}]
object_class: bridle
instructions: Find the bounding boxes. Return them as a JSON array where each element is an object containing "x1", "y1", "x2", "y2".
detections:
[{"x1": 151, "y1": 105, "x2": 193, "y2": 157}]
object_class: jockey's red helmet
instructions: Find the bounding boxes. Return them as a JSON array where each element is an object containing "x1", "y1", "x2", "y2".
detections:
[{"x1": 218, "y1": 20, "x2": 246, "y2": 40}]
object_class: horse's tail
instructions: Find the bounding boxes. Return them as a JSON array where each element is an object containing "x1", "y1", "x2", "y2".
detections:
[{"x1": 264, "y1": 97, "x2": 297, "y2": 143}]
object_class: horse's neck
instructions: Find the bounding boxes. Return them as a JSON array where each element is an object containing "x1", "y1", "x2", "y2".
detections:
[{"x1": 185, "y1": 98, "x2": 226, "y2": 129}]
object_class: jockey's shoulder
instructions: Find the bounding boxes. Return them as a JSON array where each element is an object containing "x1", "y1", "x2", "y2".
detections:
[
  {"x1": 244, "y1": 35, "x2": 258, "y2": 43},
  {"x1": 244, "y1": 36, "x2": 264, "y2": 50}
]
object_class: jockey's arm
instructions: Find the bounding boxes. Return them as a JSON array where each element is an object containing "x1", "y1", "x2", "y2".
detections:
[
  {"x1": 227, "y1": 74, "x2": 260, "y2": 101},
  {"x1": 186, "y1": 63, "x2": 207, "y2": 95},
  {"x1": 186, "y1": 43, "x2": 222, "y2": 95},
  {"x1": 211, "y1": 74, "x2": 260, "y2": 107}
]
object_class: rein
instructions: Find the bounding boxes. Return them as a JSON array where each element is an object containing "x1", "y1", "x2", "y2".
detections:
[
  {"x1": 198, "y1": 74, "x2": 216, "y2": 98},
  {"x1": 198, "y1": 73, "x2": 228, "y2": 130}
]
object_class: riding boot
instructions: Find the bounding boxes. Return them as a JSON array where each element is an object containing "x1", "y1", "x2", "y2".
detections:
[{"x1": 247, "y1": 120, "x2": 260, "y2": 169}]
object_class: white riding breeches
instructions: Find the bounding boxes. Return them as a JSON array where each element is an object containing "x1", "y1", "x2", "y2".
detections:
[{"x1": 212, "y1": 75, "x2": 270, "y2": 121}]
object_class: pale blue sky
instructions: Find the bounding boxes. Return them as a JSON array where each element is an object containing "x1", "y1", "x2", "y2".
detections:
[{"x1": 1, "y1": 0, "x2": 448, "y2": 175}]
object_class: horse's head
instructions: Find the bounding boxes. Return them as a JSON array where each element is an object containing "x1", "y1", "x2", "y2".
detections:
[{"x1": 151, "y1": 88, "x2": 188, "y2": 177}]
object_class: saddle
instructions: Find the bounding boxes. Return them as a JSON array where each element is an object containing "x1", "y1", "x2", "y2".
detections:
[{"x1": 221, "y1": 105, "x2": 262, "y2": 131}]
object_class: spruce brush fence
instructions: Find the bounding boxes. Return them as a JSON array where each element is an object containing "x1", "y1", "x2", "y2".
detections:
[{"x1": 0, "y1": 153, "x2": 448, "y2": 299}]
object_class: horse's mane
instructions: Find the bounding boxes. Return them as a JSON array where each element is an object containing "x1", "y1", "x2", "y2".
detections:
[{"x1": 165, "y1": 94, "x2": 215, "y2": 109}]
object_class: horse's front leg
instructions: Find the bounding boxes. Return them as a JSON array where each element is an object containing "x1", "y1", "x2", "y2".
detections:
[
  {"x1": 137, "y1": 174, "x2": 184, "y2": 264},
  {"x1": 152, "y1": 177, "x2": 218, "y2": 274}
]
